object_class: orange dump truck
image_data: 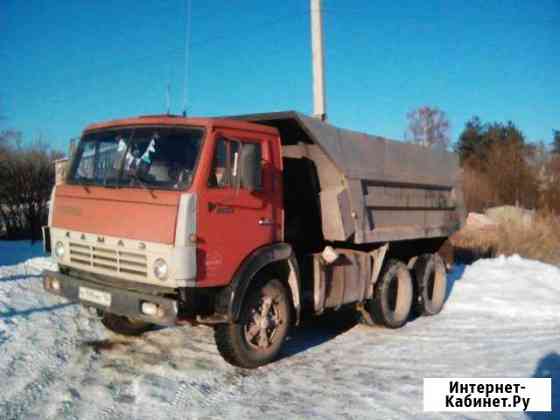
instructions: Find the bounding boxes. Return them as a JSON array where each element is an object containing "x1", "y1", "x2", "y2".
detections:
[{"x1": 42, "y1": 111, "x2": 464, "y2": 368}]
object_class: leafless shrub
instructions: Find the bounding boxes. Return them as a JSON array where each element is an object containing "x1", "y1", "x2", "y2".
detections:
[
  {"x1": 538, "y1": 154, "x2": 560, "y2": 213},
  {"x1": 460, "y1": 165, "x2": 497, "y2": 213},
  {"x1": 460, "y1": 140, "x2": 539, "y2": 213},
  {"x1": 450, "y1": 224, "x2": 499, "y2": 263},
  {"x1": 0, "y1": 137, "x2": 63, "y2": 240}
]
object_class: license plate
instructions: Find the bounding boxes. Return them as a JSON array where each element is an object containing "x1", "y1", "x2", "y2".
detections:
[{"x1": 79, "y1": 287, "x2": 111, "y2": 307}]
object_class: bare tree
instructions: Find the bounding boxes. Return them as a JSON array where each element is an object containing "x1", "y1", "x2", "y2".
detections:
[
  {"x1": 0, "y1": 129, "x2": 22, "y2": 148},
  {"x1": 406, "y1": 106, "x2": 450, "y2": 149}
]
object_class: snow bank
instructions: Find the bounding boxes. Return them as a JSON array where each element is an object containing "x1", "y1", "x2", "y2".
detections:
[{"x1": 447, "y1": 254, "x2": 560, "y2": 319}]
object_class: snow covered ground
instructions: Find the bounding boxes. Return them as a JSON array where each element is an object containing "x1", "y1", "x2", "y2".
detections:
[{"x1": 0, "y1": 243, "x2": 558, "y2": 419}]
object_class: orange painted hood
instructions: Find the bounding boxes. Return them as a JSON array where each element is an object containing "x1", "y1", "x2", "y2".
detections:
[{"x1": 52, "y1": 185, "x2": 180, "y2": 244}]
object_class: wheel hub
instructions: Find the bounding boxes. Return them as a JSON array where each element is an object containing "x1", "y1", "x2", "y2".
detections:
[{"x1": 244, "y1": 296, "x2": 282, "y2": 350}]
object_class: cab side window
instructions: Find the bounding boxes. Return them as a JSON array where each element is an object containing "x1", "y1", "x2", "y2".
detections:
[
  {"x1": 208, "y1": 138, "x2": 263, "y2": 189},
  {"x1": 208, "y1": 138, "x2": 239, "y2": 188}
]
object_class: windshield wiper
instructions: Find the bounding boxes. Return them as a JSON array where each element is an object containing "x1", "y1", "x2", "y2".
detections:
[
  {"x1": 74, "y1": 177, "x2": 90, "y2": 193},
  {"x1": 130, "y1": 173, "x2": 156, "y2": 198}
]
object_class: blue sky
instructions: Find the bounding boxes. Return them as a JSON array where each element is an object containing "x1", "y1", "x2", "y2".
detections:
[{"x1": 1, "y1": 0, "x2": 558, "y2": 152}]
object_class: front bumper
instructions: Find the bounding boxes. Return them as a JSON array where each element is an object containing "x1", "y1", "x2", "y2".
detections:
[{"x1": 43, "y1": 270, "x2": 178, "y2": 326}]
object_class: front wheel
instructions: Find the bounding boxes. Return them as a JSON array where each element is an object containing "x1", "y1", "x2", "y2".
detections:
[{"x1": 214, "y1": 278, "x2": 291, "y2": 368}]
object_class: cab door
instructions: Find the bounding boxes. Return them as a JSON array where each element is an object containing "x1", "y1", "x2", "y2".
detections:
[{"x1": 196, "y1": 131, "x2": 277, "y2": 287}]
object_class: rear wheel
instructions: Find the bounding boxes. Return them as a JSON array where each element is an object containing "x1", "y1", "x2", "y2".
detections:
[
  {"x1": 413, "y1": 253, "x2": 447, "y2": 316},
  {"x1": 366, "y1": 259, "x2": 413, "y2": 329},
  {"x1": 101, "y1": 313, "x2": 154, "y2": 336},
  {"x1": 214, "y1": 278, "x2": 291, "y2": 368}
]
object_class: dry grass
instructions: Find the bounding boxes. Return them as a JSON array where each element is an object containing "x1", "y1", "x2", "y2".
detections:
[
  {"x1": 494, "y1": 212, "x2": 560, "y2": 265},
  {"x1": 451, "y1": 211, "x2": 560, "y2": 265},
  {"x1": 451, "y1": 226, "x2": 498, "y2": 253}
]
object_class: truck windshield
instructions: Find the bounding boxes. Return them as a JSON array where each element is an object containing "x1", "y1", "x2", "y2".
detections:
[{"x1": 69, "y1": 126, "x2": 204, "y2": 190}]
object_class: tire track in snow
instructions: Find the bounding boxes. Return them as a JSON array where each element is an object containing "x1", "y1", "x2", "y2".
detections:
[
  {"x1": 170, "y1": 373, "x2": 247, "y2": 411},
  {"x1": 0, "y1": 311, "x2": 80, "y2": 419},
  {"x1": 0, "y1": 259, "x2": 96, "y2": 419},
  {"x1": 44, "y1": 317, "x2": 117, "y2": 420}
]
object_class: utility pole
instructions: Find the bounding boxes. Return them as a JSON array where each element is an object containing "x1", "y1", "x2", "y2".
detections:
[{"x1": 311, "y1": 0, "x2": 327, "y2": 121}]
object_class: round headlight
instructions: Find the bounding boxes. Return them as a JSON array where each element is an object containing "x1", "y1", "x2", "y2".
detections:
[
  {"x1": 54, "y1": 241, "x2": 65, "y2": 259},
  {"x1": 153, "y1": 258, "x2": 168, "y2": 281}
]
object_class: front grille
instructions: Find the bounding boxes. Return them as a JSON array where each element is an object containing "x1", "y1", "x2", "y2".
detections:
[{"x1": 69, "y1": 242, "x2": 148, "y2": 278}]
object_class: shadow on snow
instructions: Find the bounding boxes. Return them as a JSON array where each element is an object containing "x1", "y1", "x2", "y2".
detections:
[
  {"x1": 0, "y1": 302, "x2": 74, "y2": 319},
  {"x1": 79, "y1": 264, "x2": 471, "y2": 363},
  {"x1": 280, "y1": 309, "x2": 359, "y2": 360},
  {"x1": 528, "y1": 352, "x2": 559, "y2": 419},
  {"x1": 0, "y1": 274, "x2": 43, "y2": 283},
  {"x1": 445, "y1": 264, "x2": 466, "y2": 303},
  {"x1": 283, "y1": 262, "x2": 467, "y2": 358}
]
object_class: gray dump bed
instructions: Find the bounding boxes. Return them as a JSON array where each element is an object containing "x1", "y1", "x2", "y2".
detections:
[{"x1": 231, "y1": 111, "x2": 465, "y2": 245}]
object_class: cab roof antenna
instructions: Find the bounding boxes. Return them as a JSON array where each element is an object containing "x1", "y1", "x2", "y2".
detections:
[{"x1": 166, "y1": 82, "x2": 171, "y2": 115}]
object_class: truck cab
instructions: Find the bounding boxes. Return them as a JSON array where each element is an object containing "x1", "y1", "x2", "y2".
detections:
[
  {"x1": 51, "y1": 116, "x2": 283, "y2": 287},
  {"x1": 44, "y1": 115, "x2": 296, "y2": 365}
]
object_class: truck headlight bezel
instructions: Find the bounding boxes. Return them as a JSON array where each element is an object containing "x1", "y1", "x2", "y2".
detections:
[
  {"x1": 153, "y1": 258, "x2": 169, "y2": 281},
  {"x1": 54, "y1": 241, "x2": 65, "y2": 259}
]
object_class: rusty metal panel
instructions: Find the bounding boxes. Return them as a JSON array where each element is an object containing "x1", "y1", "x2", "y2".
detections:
[
  {"x1": 319, "y1": 186, "x2": 354, "y2": 240},
  {"x1": 312, "y1": 249, "x2": 371, "y2": 313},
  {"x1": 227, "y1": 111, "x2": 458, "y2": 187},
  {"x1": 364, "y1": 225, "x2": 456, "y2": 243},
  {"x1": 227, "y1": 111, "x2": 465, "y2": 244},
  {"x1": 296, "y1": 113, "x2": 458, "y2": 188},
  {"x1": 365, "y1": 185, "x2": 455, "y2": 209},
  {"x1": 346, "y1": 178, "x2": 369, "y2": 243}
]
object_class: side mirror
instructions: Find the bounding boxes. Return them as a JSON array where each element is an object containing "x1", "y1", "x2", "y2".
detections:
[{"x1": 239, "y1": 143, "x2": 262, "y2": 192}]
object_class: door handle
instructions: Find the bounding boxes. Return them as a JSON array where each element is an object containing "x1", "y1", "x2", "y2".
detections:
[
  {"x1": 208, "y1": 202, "x2": 233, "y2": 214},
  {"x1": 258, "y1": 218, "x2": 274, "y2": 226}
]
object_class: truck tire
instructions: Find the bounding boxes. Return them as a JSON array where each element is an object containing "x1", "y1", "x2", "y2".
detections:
[
  {"x1": 413, "y1": 253, "x2": 447, "y2": 316},
  {"x1": 101, "y1": 313, "x2": 154, "y2": 336},
  {"x1": 367, "y1": 259, "x2": 413, "y2": 329},
  {"x1": 214, "y1": 278, "x2": 291, "y2": 368}
]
